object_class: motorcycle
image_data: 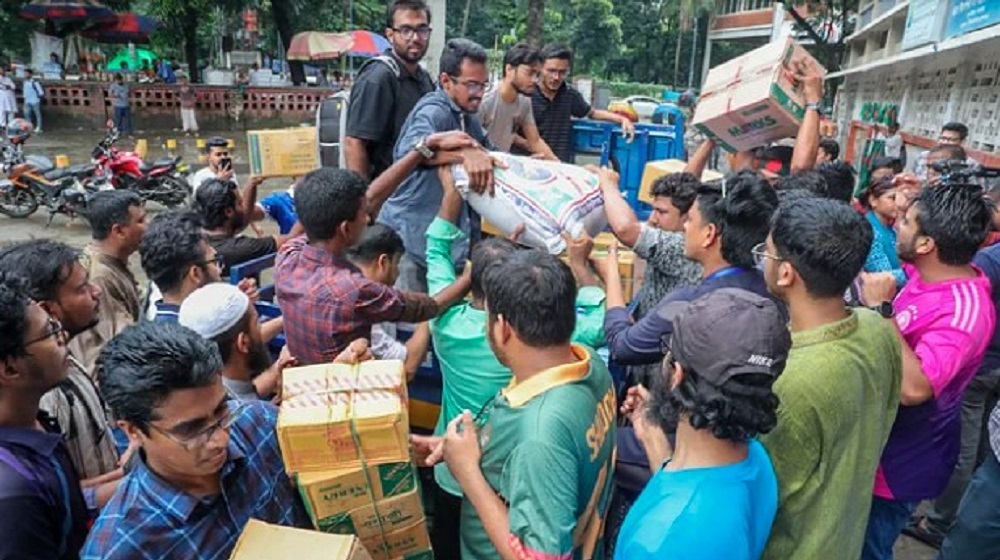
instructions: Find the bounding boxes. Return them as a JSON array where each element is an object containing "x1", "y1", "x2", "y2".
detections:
[
  {"x1": 0, "y1": 142, "x2": 111, "y2": 223},
  {"x1": 92, "y1": 124, "x2": 192, "y2": 209}
]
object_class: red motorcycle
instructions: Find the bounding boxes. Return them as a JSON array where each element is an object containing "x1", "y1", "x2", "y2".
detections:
[{"x1": 91, "y1": 124, "x2": 191, "y2": 209}]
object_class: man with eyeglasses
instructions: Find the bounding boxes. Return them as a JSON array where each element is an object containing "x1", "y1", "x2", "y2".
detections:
[
  {"x1": 478, "y1": 43, "x2": 557, "y2": 160},
  {"x1": 0, "y1": 240, "x2": 124, "y2": 514},
  {"x1": 82, "y1": 321, "x2": 311, "y2": 560},
  {"x1": 0, "y1": 273, "x2": 90, "y2": 560},
  {"x1": 380, "y1": 37, "x2": 496, "y2": 293},
  {"x1": 911, "y1": 121, "x2": 978, "y2": 179},
  {"x1": 345, "y1": 0, "x2": 436, "y2": 180},
  {"x1": 526, "y1": 44, "x2": 635, "y2": 163}
]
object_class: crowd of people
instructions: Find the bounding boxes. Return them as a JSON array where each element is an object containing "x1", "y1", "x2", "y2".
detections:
[{"x1": 2, "y1": 1, "x2": 1000, "y2": 560}]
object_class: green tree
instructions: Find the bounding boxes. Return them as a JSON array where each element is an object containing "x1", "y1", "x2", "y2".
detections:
[{"x1": 526, "y1": 0, "x2": 544, "y2": 46}]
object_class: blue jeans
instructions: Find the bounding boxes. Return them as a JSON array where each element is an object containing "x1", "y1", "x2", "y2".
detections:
[
  {"x1": 861, "y1": 496, "x2": 919, "y2": 560},
  {"x1": 938, "y1": 452, "x2": 1000, "y2": 560},
  {"x1": 24, "y1": 103, "x2": 41, "y2": 131},
  {"x1": 113, "y1": 106, "x2": 131, "y2": 134}
]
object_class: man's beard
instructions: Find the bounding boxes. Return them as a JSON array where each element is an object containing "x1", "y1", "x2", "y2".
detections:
[
  {"x1": 393, "y1": 43, "x2": 426, "y2": 64},
  {"x1": 247, "y1": 338, "x2": 273, "y2": 379},
  {"x1": 897, "y1": 238, "x2": 917, "y2": 263}
]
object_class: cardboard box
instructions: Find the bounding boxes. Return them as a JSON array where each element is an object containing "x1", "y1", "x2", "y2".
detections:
[
  {"x1": 637, "y1": 160, "x2": 725, "y2": 204},
  {"x1": 278, "y1": 360, "x2": 410, "y2": 473},
  {"x1": 313, "y1": 488, "x2": 425, "y2": 540},
  {"x1": 692, "y1": 39, "x2": 826, "y2": 153},
  {"x1": 297, "y1": 462, "x2": 418, "y2": 522},
  {"x1": 247, "y1": 127, "x2": 320, "y2": 177},
  {"x1": 360, "y1": 521, "x2": 433, "y2": 560},
  {"x1": 229, "y1": 519, "x2": 373, "y2": 560}
]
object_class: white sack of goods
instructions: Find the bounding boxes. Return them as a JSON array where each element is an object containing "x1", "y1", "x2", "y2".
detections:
[{"x1": 451, "y1": 152, "x2": 607, "y2": 254}]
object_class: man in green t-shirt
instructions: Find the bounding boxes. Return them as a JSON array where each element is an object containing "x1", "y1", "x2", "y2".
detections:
[
  {"x1": 416, "y1": 249, "x2": 616, "y2": 560},
  {"x1": 757, "y1": 197, "x2": 902, "y2": 560}
]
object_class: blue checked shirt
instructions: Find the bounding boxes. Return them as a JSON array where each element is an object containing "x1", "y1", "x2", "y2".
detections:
[{"x1": 81, "y1": 400, "x2": 310, "y2": 560}]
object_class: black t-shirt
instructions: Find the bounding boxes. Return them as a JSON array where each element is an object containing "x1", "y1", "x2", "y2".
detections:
[
  {"x1": 531, "y1": 84, "x2": 592, "y2": 163},
  {"x1": 345, "y1": 53, "x2": 435, "y2": 178},
  {"x1": 207, "y1": 234, "x2": 277, "y2": 277}
]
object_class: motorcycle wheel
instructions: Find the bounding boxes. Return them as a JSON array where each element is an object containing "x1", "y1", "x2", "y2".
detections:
[
  {"x1": 0, "y1": 187, "x2": 39, "y2": 218},
  {"x1": 154, "y1": 175, "x2": 193, "y2": 209}
]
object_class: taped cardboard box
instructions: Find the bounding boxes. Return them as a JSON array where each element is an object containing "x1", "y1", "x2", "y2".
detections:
[
  {"x1": 229, "y1": 519, "x2": 373, "y2": 560},
  {"x1": 361, "y1": 521, "x2": 433, "y2": 560},
  {"x1": 278, "y1": 360, "x2": 410, "y2": 473},
  {"x1": 313, "y1": 488, "x2": 425, "y2": 540},
  {"x1": 297, "y1": 463, "x2": 421, "y2": 535},
  {"x1": 692, "y1": 38, "x2": 826, "y2": 153},
  {"x1": 637, "y1": 160, "x2": 724, "y2": 205},
  {"x1": 247, "y1": 127, "x2": 320, "y2": 177}
]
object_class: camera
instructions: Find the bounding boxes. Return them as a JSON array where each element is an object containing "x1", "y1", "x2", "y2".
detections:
[
  {"x1": 931, "y1": 160, "x2": 1000, "y2": 186},
  {"x1": 219, "y1": 156, "x2": 232, "y2": 171}
]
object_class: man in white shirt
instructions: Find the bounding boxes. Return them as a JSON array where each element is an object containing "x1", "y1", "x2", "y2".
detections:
[{"x1": 478, "y1": 43, "x2": 556, "y2": 160}]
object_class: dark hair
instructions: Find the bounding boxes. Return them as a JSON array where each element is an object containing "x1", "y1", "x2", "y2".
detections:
[
  {"x1": 648, "y1": 359, "x2": 779, "y2": 442},
  {"x1": 440, "y1": 39, "x2": 488, "y2": 78},
  {"x1": 503, "y1": 43, "x2": 541, "y2": 70},
  {"x1": 942, "y1": 122, "x2": 969, "y2": 140},
  {"x1": 912, "y1": 183, "x2": 994, "y2": 266},
  {"x1": 140, "y1": 212, "x2": 206, "y2": 293},
  {"x1": 818, "y1": 138, "x2": 840, "y2": 160},
  {"x1": 871, "y1": 155, "x2": 903, "y2": 174},
  {"x1": 210, "y1": 309, "x2": 253, "y2": 365},
  {"x1": 698, "y1": 171, "x2": 778, "y2": 269},
  {"x1": 471, "y1": 237, "x2": 520, "y2": 300},
  {"x1": 651, "y1": 172, "x2": 700, "y2": 213},
  {"x1": 346, "y1": 223, "x2": 405, "y2": 265},
  {"x1": 99, "y1": 322, "x2": 222, "y2": 432},
  {"x1": 204, "y1": 136, "x2": 228, "y2": 154},
  {"x1": 0, "y1": 273, "x2": 32, "y2": 361},
  {"x1": 772, "y1": 197, "x2": 873, "y2": 298},
  {"x1": 294, "y1": 168, "x2": 367, "y2": 242},
  {"x1": 927, "y1": 144, "x2": 967, "y2": 163},
  {"x1": 386, "y1": 0, "x2": 431, "y2": 29},
  {"x1": 194, "y1": 179, "x2": 238, "y2": 230},
  {"x1": 817, "y1": 161, "x2": 856, "y2": 203},
  {"x1": 87, "y1": 190, "x2": 143, "y2": 241},
  {"x1": 776, "y1": 171, "x2": 829, "y2": 198},
  {"x1": 540, "y1": 44, "x2": 573, "y2": 63},
  {"x1": 0, "y1": 240, "x2": 79, "y2": 302},
  {"x1": 482, "y1": 250, "x2": 576, "y2": 347},
  {"x1": 861, "y1": 173, "x2": 896, "y2": 210}
]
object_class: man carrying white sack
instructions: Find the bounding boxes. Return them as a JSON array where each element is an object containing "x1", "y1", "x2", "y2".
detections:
[{"x1": 379, "y1": 38, "x2": 498, "y2": 293}]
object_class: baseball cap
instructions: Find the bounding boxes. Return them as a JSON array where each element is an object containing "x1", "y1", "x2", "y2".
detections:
[
  {"x1": 179, "y1": 283, "x2": 250, "y2": 339},
  {"x1": 661, "y1": 288, "x2": 790, "y2": 391}
]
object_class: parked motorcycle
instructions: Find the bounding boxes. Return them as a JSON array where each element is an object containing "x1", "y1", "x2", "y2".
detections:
[
  {"x1": 92, "y1": 124, "x2": 191, "y2": 209},
  {"x1": 0, "y1": 121, "x2": 110, "y2": 223}
]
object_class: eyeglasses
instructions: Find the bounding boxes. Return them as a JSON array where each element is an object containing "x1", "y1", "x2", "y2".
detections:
[
  {"x1": 149, "y1": 403, "x2": 240, "y2": 451},
  {"x1": 938, "y1": 134, "x2": 962, "y2": 144},
  {"x1": 452, "y1": 77, "x2": 490, "y2": 95},
  {"x1": 200, "y1": 254, "x2": 225, "y2": 269},
  {"x1": 24, "y1": 316, "x2": 67, "y2": 347},
  {"x1": 392, "y1": 25, "x2": 432, "y2": 40},
  {"x1": 543, "y1": 68, "x2": 569, "y2": 77},
  {"x1": 751, "y1": 242, "x2": 785, "y2": 267}
]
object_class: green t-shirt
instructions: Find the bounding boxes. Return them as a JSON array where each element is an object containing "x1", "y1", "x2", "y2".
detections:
[
  {"x1": 426, "y1": 217, "x2": 607, "y2": 497},
  {"x1": 460, "y1": 345, "x2": 617, "y2": 560},
  {"x1": 761, "y1": 309, "x2": 901, "y2": 560}
]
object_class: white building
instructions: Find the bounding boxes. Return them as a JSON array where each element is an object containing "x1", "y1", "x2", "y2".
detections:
[{"x1": 830, "y1": 0, "x2": 1000, "y2": 168}]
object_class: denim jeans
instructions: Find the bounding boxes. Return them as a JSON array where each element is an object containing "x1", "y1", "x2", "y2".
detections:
[
  {"x1": 861, "y1": 496, "x2": 919, "y2": 560},
  {"x1": 24, "y1": 103, "x2": 41, "y2": 131},
  {"x1": 938, "y1": 452, "x2": 1000, "y2": 560},
  {"x1": 113, "y1": 106, "x2": 131, "y2": 134}
]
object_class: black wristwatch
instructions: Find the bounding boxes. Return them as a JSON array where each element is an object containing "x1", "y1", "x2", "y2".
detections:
[{"x1": 870, "y1": 301, "x2": 895, "y2": 319}]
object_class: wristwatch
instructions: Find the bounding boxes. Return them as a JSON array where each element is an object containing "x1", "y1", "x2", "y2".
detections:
[
  {"x1": 805, "y1": 101, "x2": 821, "y2": 112},
  {"x1": 870, "y1": 301, "x2": 895, "y2": 319},
  {"x1": 413, "y1": 137, "x2": 435, "y2": 160}
]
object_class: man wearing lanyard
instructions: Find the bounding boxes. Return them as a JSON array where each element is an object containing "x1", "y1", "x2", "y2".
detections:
[{"x1": 602, "y1": 170, "x2": 782, "y2": 366}]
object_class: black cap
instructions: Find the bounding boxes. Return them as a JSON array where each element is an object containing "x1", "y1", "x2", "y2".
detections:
[{"x1": 666, "y1": 288, "x2": 791, "y2": 389}]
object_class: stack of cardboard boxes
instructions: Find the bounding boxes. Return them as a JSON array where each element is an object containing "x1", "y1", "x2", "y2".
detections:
[{"x1": 277, "y1": 360, "x2": 433, "y2": 560}]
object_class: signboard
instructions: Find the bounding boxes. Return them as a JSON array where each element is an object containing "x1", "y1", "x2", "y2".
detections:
[
  {"x1": 902, "y1": 0, "x2": 948, "y2": 50},
  {"x1": 945, "y1": 0, "x2": 1000, "y2": 39}
]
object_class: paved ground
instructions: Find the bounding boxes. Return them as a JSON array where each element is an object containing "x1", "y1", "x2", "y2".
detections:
[{"x1": 0, "y1": 127, "x2": 941, "y2": 560}]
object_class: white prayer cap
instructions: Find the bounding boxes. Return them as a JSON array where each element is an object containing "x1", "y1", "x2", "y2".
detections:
[{"x1": 179, "y1": 283, "x2": 250, "y2": 339}]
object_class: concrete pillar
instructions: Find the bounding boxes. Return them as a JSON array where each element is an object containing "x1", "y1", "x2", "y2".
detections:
[
  {"x1": 701, "y1": 37, "x2": 713, "y2": 87},
  {"x1": 425, "y1": 0, "x2": 447, "y2": 79}
]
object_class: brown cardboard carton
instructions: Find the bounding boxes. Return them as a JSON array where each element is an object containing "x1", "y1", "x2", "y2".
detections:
[
  {"x1": 637, "y1": 160, "x2": 725, "y2": 204},
  {"x1": 278, "y1": 360, "x2": 410, "y2": 473},
  {"x1": 312, "y1": 488, "x2": 425, "y2": 540},
  {"x1": 360, "y1": 521, "x2": 433, "y2": 560},
  {"x1": 247, "y1": 127, "x2": 320, "y2": 177},
  {"x1": 297, "y1": 463, "x2": 420, "y2": 533},
  {"x1": 692, "y1": 39, "x2": 826, "y2": 153},
  {"x1": 229, "y1": 519, "x2": 373, "y2": 560}
]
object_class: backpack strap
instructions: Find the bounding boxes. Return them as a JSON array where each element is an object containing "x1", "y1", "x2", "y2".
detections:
[{"x1": 357, "y1": 55, "x2": 401, "y2": 79}]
